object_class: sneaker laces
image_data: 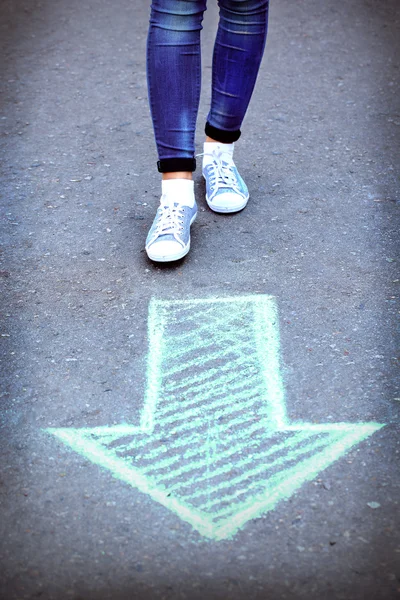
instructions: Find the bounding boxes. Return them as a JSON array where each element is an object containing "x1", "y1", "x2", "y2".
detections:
[
  {"x1": 199, "y1": 149, "x2": 241, "y2": 193},
  {"x1": 153, "y1": 198, "x2": 186, "y2": 243}
]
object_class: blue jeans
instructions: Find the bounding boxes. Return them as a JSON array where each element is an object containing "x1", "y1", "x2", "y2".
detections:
[{"x1": 147, "y1": 0, "x2": 269, "y2": 172}]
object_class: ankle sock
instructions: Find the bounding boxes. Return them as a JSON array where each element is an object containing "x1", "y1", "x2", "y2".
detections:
[
  {"x1": 203, "y1": 142, "x2": 234, "y2": 165},
  {"x1": 161, "y1": 179, "x2": 195, "y2": 208}
]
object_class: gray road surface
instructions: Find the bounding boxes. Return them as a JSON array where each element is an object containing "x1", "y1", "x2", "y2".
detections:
[{"x1": 1, "y1": 0, "x2": 399, "y2": 599}]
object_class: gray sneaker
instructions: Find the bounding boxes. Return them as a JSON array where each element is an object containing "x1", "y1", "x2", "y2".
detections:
[
  {"x1": 145, "y1": 198, "x2": 197, "y2": 262},
  {"x1": 202, "y1": 144, "x2": 249, "y2": 213}
]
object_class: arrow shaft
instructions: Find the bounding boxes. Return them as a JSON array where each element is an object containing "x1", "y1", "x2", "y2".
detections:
[{"x1": 141, "y1": 296, "x2": 286, "y2": 433}]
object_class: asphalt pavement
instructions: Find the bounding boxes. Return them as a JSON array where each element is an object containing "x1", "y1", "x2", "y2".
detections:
[{"x1": 0, "y1": 0, "x2": 399, "y2": 599}]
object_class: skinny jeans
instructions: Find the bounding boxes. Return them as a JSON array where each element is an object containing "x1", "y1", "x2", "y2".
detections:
[{"x1": 147, "y1": 0, "x2": 269, "y2": 172}]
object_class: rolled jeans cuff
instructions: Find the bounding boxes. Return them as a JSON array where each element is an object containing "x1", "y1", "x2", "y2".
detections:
[
  {"x1": 205, "y1": 122, "x2": 241, "y2": 144},
  {"x1": 157, "y1": 158, "x2": 197, "y2": 173}
]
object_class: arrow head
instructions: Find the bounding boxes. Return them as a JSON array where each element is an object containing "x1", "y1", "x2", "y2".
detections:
[{"x1": 49, "y1": 420, "x2": 382, "y2": 540}]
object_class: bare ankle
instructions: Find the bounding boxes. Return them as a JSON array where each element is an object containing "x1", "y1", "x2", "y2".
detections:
[
  {"x1": 162, "y1": 172, "x2": 192, "y2": 181},
  {"x1": 205, "y1": 136, "x2": 232, "y2": 144}
]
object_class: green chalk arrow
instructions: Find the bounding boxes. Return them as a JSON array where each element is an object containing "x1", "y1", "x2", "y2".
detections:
[{"x1": 47, "y1": 296, "x2": 384, "y2": 540}]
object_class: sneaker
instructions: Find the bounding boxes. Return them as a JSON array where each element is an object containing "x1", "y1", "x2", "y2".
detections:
[
  {"x1": 145, "y1": 196, "x2": 197, "y2": 262},
  {"x1": 202, "y1": 143, "x2": 249, "y2": 213}
]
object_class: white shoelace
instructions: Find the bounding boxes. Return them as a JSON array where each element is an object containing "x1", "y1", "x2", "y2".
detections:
[
  {"x1": 200, "y1": 150, "x2": 242, "y2": 195},
  {"x1": 154, "y1": 199, "x2": 185, "y2": 241}
]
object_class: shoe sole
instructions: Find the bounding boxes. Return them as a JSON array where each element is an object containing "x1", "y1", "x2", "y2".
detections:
[
  {"x1": 203, "y1": 175, "x2": 249, "y2": 214},
  {"x1": 146, "y1": 212, "x2": 197, "y2": 263}
]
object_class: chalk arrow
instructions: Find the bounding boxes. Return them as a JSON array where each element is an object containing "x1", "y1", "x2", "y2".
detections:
[{"x1": 47, "y1": 296, "x2": 383, "y2": 540}]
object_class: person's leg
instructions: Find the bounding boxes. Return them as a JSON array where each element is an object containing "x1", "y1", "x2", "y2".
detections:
[
  {"x1": 207, "y1": 0, "x2": 269, "y2": 141},
  {"x1": 145, "y1": 0, "x2": 207, "y2": 262},
  {"x1": 202, "y1": 0, "x2": 269, "y2": 213},
  {"x1": 147, "y1": 0, "x2": 207, "y2": 179}
]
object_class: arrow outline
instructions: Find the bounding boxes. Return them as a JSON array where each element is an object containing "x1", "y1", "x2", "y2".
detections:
[{"x1": 47, "y1": 295, "x2": 384, "y2": 540}]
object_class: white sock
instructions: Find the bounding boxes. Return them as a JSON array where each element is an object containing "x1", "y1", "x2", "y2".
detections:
[
  {"x1": 161, "y1": 179, "x2": 195, "y2": 208},
  {"x1": 203, "y1": 142, "x2": 234, "y2": 166}
]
